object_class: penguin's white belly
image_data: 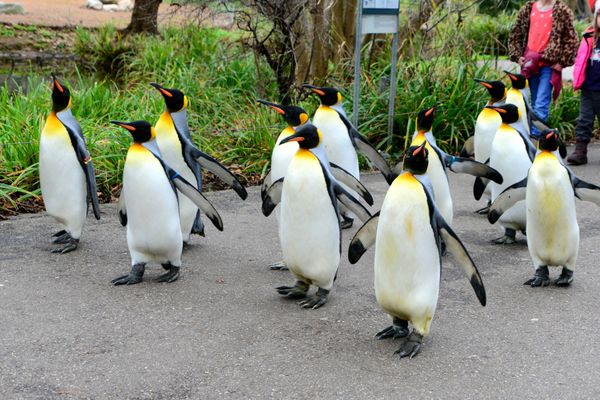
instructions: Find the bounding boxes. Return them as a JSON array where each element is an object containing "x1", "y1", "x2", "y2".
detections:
[
  {"x1": 313, "y1": 111, "x2": 359, "y2": 179},
  {"x1": 156, "y1": 137, "x2": 198, "y2": 241},
  {"x1": 526, "y1": 159, "x2": 578, "y2": 268},
  {"x1": 427, "y1": 152, "x2": 453, "y2": 224},
  {"x1": 506, "y1": 92, "x2": 530, "y2": 135},
  {"x1": 123, "y1": 155, "x2": 182, "y2": 265},
  {"x1": 271, "y1": 138, "x2": 298, "y2": 222},
  {"x1": 39, "y1": 134, "x2": 87, "y2": 238},
  {"x1": 374, "y1": 180, "x2": 439, "y2": 335},
  {"x1": 474, "y1": 111, "x2": 501, "y2": 164},
  {"x1": 280, "y1": 154, "x2": 340, "y2": 290}
]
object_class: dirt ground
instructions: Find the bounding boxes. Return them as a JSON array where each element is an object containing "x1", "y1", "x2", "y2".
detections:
[{"x1": 0, "y1": 0, "x2": 231, "y2": 28}]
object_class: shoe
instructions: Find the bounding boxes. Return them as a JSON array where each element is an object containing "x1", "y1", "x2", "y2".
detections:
[{"x1": 567, "y1": 139, "x2": 588, "y2": 165}]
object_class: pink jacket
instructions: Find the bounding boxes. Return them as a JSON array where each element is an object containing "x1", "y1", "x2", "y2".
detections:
[{"x1": 573, "y1": 27, "x2": 595, "y2": 90}]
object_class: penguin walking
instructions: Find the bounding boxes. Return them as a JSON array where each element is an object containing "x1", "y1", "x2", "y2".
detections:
[
  {"x1": 111, "y1": 120, "x2": 224, "y2": 285},
  {"x1": 262, "y1": 123, "x2": 372, "y2": 309},
  {"x1": 348, "y1": 143, "x2": 486, "y2": 358},
  {"x1": 488, "y1": 130, "x2": 600, "y2": 287},
  {"x1": 39, "y1": 75, "x2": 100, "y2": 253},
  {"x1": 150, "y1": 83, "x2": 247, "y2": 244},
  {"x1": 406, "y1": 107, "x2": 502, "y2": 225},
  {"x1": 303, "y1": 84, "x2": 393, "y2": 228},
  {"x1": 258, "y1": 100, "x2": 374, "y2": 271},
  {"x1": 486, "y1": 104, "x2": 537, "y2": 244}
]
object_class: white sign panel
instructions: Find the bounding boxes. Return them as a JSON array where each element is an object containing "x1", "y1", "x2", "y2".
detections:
[
  {"x1": 363, "y1": 0, "x2": 400, "y2": 11},
  {"x1": 361, "y1": 0, "x2": 399, "y2": 34}
]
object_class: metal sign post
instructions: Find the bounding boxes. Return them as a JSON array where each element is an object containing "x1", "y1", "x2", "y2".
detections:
[{"x1": 353, "y1": 0, "x2": 400, "y2": 145}]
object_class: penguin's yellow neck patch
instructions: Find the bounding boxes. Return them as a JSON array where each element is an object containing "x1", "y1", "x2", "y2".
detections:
[
  {"x1": 42, "y1": 112, "x2": 68, "y2": 138},
  {"x1": 126, "y1": 142, "x2": 152, "y2": 165},
  {"x1": 480, "y1": 107, "x2": 499, "y2": 118},
  {"x1": 155, "y1": 112, "x2": 176, "y2": 135},
  {"x1": 282, "y1": 126, "x2": 295, "y2": 137},
  {"x1": 295, "y1": 148, "x2": 316, "y2": 161},
  {"x1": 393, "y1": 171, "x2": 420, "y2": 187},
  {"x1": 535, "y1": 150, "x2": 558, "y2": 163}
]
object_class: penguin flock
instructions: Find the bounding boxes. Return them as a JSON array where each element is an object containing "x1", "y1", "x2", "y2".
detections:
[{"x1": 37, "y1": 74, "x2": 600, "y2": 359}]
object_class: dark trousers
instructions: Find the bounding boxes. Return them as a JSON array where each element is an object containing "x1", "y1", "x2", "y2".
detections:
[{"x1": 574, "y1": 89, "x2": 600, "y2": 143}]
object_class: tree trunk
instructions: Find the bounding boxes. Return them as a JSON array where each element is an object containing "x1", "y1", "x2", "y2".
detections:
[
  {"x1": 123, "y1": 0, "x2": 162, "y2": 35},
  {"x1": 292, "y1": 7, "x2": 311, "y2": 87},
  {"x1": 310, "y1": 0, "x2": 330, "y2": 83},
  {"x1": 398, "y1": 0, "x2": 445, "y2": 54},
  {"x1": 331, "y1": 0, "x2": 356, "y2": 64}
]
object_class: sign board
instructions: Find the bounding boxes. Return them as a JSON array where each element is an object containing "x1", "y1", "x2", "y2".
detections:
[{"x1": 361, "y1": 0, "x2": 399, "y2": 34}]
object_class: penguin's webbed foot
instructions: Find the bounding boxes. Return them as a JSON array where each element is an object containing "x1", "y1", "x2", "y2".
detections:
[
  {"x1": 475, "y1": 205, "x2": 490, "y2": 215},
  {"x1": 269, "y1": 261, "x2": 288, "y2": 271},
  {"x1": 51, "y1": 237, "x2": 79, "y2": 254},
  {"x1": 394, "y1": 331, "x2": 423, "y2": 359},
  {"x1": 52, "y1": 230, "x2": 72, "y2": 244},
  {"x1": 156, "y1": 264, "x2": 180, "y2": 283},
  {"x1": 376, "y1": 319, "x2": 409, "y2": 340},
  {"x1": 52, "y1": 229, "x2": 67, "y2": 238},
  {"x1": 492, "y1": 228, "x2": 516, "y2": 245},
  {"x1": 276, "y1": 280, "x2": 309, "y2": 299},
  {"x1": 555, "y1": 267, "x2": 574, "y2": 287},
  {"x1": 298, "y1": 288, "x2": 329, "y2": 309},
  {"x1": 524, "y1": 266, "x2": 550, "y2": 287},
  {"x1": 340, "y1": 216, "x2": 354, "y2": 230},
  {"x1": 112, "y1": 263, "x2": 145, "y2": 286}
]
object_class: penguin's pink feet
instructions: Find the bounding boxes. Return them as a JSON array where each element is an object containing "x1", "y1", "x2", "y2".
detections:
[
  {"x1": 112, "y1": 263, "x2": 145, "y2": 286},
  {"x1": 298, "y1": 288, "x2": 329, "y2": 309},
  {"x1": 394, "y1": 331, "x2": 423, "y2": 359},
  {"x1": 524, "y1": 266, "x2": 550, "y2": 287},
  {"x1": 276, "y1": 280, "x2": 309, "y2": 299},
  {"x1": 376, "y1": 318, "x2": 409, "y2": 340}
]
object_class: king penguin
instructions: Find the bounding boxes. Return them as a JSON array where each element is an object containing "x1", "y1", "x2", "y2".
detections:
[
  {"x1": 505, "y1": 71, "x2": 531, "y2": 137},
  {"x1": 111, "y1": 120, "x2": 224, "y2": 285},
  {"x1": 262, "y1": 123, "x2": 372, "y2": 309},
  {"x1": 406, "y1": 106, "x2": 502, "y2": 225},
  {"x1": 486, "y1": 104, "x2": 536, "y2": 244},
  {"x1": 348, "y1": 143, "x2": 486, "y2": 358},
  {"x1": 39, "y1": 75, "x2": 100, "y2": 253},
  {"x1": 472, "y1": 79, "x2": 506, "y2": 213},
  {"x1": 488, "y1": 130, "x2": 600, "y2": 287},
  {"x1": 303, "y1": 84, "x2": 392, "y2": 228},
  {"x1": 150, "y1": 83, "x2": 247, "y2": 244}
]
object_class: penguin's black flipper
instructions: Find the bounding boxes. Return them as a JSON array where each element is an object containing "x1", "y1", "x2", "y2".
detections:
[
  {"x1": 348, "y1": 212, "x2": 380, "y2": 264},
  {"x1": 170, "y1": 173, "x2": 224, "y2": 231},
  {"x1": 336, "y1": 112, "x2": 393, "y2": 184},
  {"x1": 329, "y1": 162, "x2": 374, "y2": 206},
  {"x1": 487, "y1": 178, "x2": 528, "y2": 224},
  {"x1": 446, "y1": 156, "x2": 503, "y2": 184},
  {"x1": 117, "y1": 189, "x2": 127, "y2": 226},
  {"x1": 191, "y1": 148, "x2": 248, "y2": 200},
  {"x1": 262, "y1": 178, "x2": 284, "y2": 217},
  {"x1": 58, "y1": 112, "x2": 101, "y2": 220},
  {"x1": 333, "y1": 183, "x2": 372, "y2": 223},
  {"x1": 573, "y1": 176, "x2": 600, "y2": 207},
  {"x1": 261, "y1": 169, "x2": 272, "y2": 200},
  {"x1": 473, "y1": 177, "x2": 489, "y2": 201},
  {"x1": 437, "y1": 217, "x2": 486, "y2": 306}
]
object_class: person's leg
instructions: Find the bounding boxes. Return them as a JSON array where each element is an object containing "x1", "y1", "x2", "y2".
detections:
[
  {"x1": 530, "y1": 66, "x2": 553, "y2": 138},
  {"x1": 568, "y1": 89, "x2": 594, "y2": 165}
]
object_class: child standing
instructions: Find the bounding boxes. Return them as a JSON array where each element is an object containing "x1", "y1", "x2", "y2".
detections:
[{"x1": 569, "y1": 5, "x2": 600, "y2": 165}]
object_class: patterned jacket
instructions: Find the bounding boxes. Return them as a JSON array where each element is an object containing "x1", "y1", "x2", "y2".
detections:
[{"x1": 508, "y1": 1, "x2": 579, "y2": 67}]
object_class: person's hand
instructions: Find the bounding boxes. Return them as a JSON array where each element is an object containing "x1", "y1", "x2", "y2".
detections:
[
  {"x1": 552, "y1": 63, "x2": 562, "y2": 71},
  {"x1": 518, "y1": 56, "x2": 525, "y2": 67}
]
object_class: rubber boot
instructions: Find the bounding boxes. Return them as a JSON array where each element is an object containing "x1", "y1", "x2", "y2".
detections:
[{"x1": 567, "y1": 140, "x2": 588, "y2": 165}]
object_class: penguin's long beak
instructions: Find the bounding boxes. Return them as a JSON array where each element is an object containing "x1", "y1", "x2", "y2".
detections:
[
  {"x1": 474, "y1": 79, "x2": 493, "y2": 89},
  {"x1": 504, "y1": 70, "x2": 517, "y2": 81},
  {"x1": 412, "y1": 142, "x2": 427, "y2": 156},
  {"x1": 425, "y1": 106, "x2": 435, "y2": 117},
  {"x1": 302, "y1": 84, "x2": 325, "y2": 96},
  {"x1": 51, "y1": 73, "x2": 64, "y2": 93},
  {"x1": 279, "y1": 132, "x2": 305, "y2": 145},
  {"x1": 486, "y1": 105, "x2": 506, "y2": 114},
  {"x1": 150, "y1": 82, "x2": 173, "y2": 98},
  {"x1": 257, "y1": 99, "x2": 286, "y2": 115},
  {"x1": 110, "y1": 120, "x2": 136, "y2": 132}
]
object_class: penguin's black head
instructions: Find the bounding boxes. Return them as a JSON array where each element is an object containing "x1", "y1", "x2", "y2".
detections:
[
  {"x1": 403, "y1": 142, "x2": 429, "y2": 175},
  {"x1": 504, "y1": 71, "x2": 528, "y2": 90},
  {"x1": 256, "y1": 100, "x2": 309, "y2": 127},
  {"x1": 111, "y1": 120, "x2": 155, "y2": 143},
  {"x1": 279, "y1": 123, "x2": 321, "y2": 149},
  {"x1": 302, "y1": 84, "x2": 341, "y2": 106},
  {"x1": 538, "y1": 129, "x2": 561, "y2": 151},
  {"x1": 474, "y1": 79, "x2": 506, "y2": 103},
  {"x1": 487, "y1": 104, "x2": 519, "y2": 124},
  {"x1": 150, "y1": 83, "x2": 187, "y2": 113},
  {"x1": 416, "y1": 106, "x2": 436, "y2": 132},
  {"x1": 51, "y1": 74, "x2": 71, "y2": 112}
]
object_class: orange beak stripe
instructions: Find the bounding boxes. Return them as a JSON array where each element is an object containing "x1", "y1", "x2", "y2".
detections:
[
  {"x1": 271, "y1": 106, "x2": 285, "y2": 115},
  {"x1": 495, "y1": 108, "x2": 506, "y2": 114},
  {"x1": 480, "y1": 82, "x2": 492, "y2": 89},
  {"x1": 159, "y1": 88, "x2": 173, "y2": 98},
  {"x1": 546, "y1": 132, "x2": 554, "y2": 139},
  {"x1": 425, "y1": 107, "x2": 434, "y2": 117},
  {"x1": 508, "y1": 73, "x2": 517, "y2": 81},
  {"x1": 54, "y1": 79, "x2": 64, "y2": 94},
  {"x1": 120, "y1": 124, "x2": 137, "y2": 131},
  {"x1": 288, "y1": 137, "x2": 305, "y2": 142},
  {"x1": 412, "y1": 146, "x2": 423, "y2": 156},
  {"x1": 311, "y1": 88, "x2": 325, "y2": 96}
]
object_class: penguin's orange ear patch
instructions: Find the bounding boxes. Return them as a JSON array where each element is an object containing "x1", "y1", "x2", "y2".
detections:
[{"x1": 159, "y1": 88, "x2": 173, "y2": 98}]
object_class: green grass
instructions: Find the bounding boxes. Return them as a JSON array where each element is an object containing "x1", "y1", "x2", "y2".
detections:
[{"x1": 0, "y1": 19, "x2": 582, "y2": 214}]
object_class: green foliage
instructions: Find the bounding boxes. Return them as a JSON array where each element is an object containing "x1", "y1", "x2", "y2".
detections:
[
  {"x1": 461, "y1": 12, "x2": 514, "y2": 56},
  {"x1": 478, "y1": 0, "x2": 522, "y2": 15}
]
